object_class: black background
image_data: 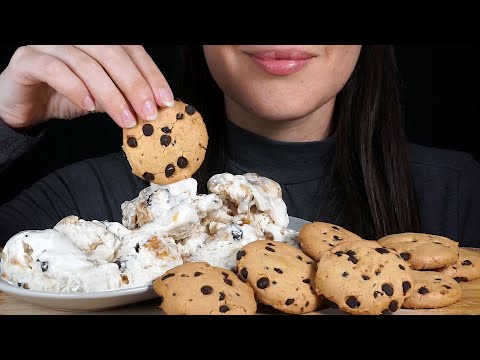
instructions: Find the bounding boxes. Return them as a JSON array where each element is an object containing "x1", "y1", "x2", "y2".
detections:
[{"x1": 0, "y1": 45, "x2": 479, "y2": 205}]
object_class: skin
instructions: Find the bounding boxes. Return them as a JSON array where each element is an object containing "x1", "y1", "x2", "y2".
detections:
[{"x1": 0, "y1": 45, "x2": 361, "y2": 143}]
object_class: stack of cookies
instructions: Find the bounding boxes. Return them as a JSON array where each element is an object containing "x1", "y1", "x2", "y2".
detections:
[{"x1": 152, "y1": 221, "x2": 479, "y2": 315}]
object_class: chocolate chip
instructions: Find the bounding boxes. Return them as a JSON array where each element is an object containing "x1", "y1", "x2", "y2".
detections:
[
  {"x1": 303, "y1": 279, "x2": 310, "y2": 284},
  {"x1": 334, "y1": 251, "x2": 343, "y2": 257},
  {"x1": 222, "y1": 272, "x2": 229, "y2": 278},
  {"x1": 382, "y1": 283, "x2": 394, "y2": 296},
  {"x1": 161, "y1": 273, "x2": 175, "y2": 281},
  {"x1": 274, "y1": 268, "x2": 283, "y2": 274},
  {"x1": 333, "y1": 235, "x2": 342, "y2": 241},
  {"x1": 454, "y1": 277, "x2": 468, "y2": 283},
  {"x1": 332, "y1": 226, "x2": 339, "y2": 230},
  {"x1": 375, "y1": 247, "x2": 390, "y2": 254},
  {"x1": 265, "y1": 246, "x2": 275, "y2": 252},
  {"x1": 362, "y1": 275, "x2": 370, "y2": 280},
  {"x1": 418, "y1": 287, "x2": 429, "y2": 294},
  {"x1": 177, "y1": 156, "x2": 188, "y2": 168},
  {"x1": 306, "y1": 261, "x2": 313, "y2": 265},
  {"x1": 172, "y1": 293, "x2": 176, "y2": 296},
  {"x1": 443, "y1": 285, "x2": 452, "y2": 289},
  {"x1": 400, "y1": 252, "x2": 411, "y2": 261},
  {"x1": 346, "y1": 296, "x2": 360, "y2": 309},
  {"x1": 161, "y1": 127, "x2": 171, "y2": 133},
  {"x1": 272, "y1": 281, "x2": 277, "y2": 285},
  {"x1": 375, "y1": 270, "x2": 381, "y2": 276},
  {"x1": 388, "y1": 300, "x2": 399, "y2": 312},
  {"x1": 399, "y1": 264, "x2": 406, "y2": 270},
  {"x1": 165, "y1": 164, "x2": 175, "y2": 177},
  {"x1": 126, "y1": 137, "x2": 137, "y2": 147},
  {"x1": 373, "y1": 291, "x2": 383, "y2": 298},
  {"x1": 346, "y1": 250, "x2": 356, "y2": 256},
  {"x1": 142, "y1": 124, "x2": 154, "y2": 136},
  {"x1": 134, "y1": 243, "x2": 140, "y2": 253},
  {"x1": 236, "y1": 250, "x2": 246, "y2": 260},
  {"x1": 176, "y1": 113, "x2": 184, "y2": 120},
  {"x1": 181, "y1": 274, "x2": 188, "y2": 277},
  {"x1": 17, "y1": 283, "x2": 22, "y2": 287},
  {"x1": 37, "y1": 261, "x2": 48, "y2": 272},
  {"x1": 219, "y1": 292, "x2": 225, "y2": 301},
  {"x1": 194, "y1": 272, "x2": 202, "y2": 277},
  {"x1": 348, "y1": 256, "x2": 359, "y2": 264},
  {"x1": 435, "y1": 278, "x2": 442, "y2": 281},
  {"x1": 381, "y1": 309, "x2": 391, "y2": 315},
  {"x1": 231, "y1": 228, "x2": 243, "y2": 241},
  {"x1": 160, "y1": 135, "x2": 171, "y2": 146},
  {"x1": 285, "y1": 298, "x2": 295, "y2": 306},
  {"x1": 296, "y1": 255, "x2": 303, "y2": 261},
  {"x1": 158, "y1": 296, "x2": 164, "y2": 306},
  {"x1": 185, "y1": 105, "x2": 196, "y2": 115},
  {"x1": 142, "y1": 172, "x2": 155, "y2": 182},
  {"x1": 201, "y1": 285, "x2": 213, "y2": 295},
  {"x1": 267, "y1": 242, "x2": 276, "y2": 246},
  {"x1": 257, "y1": 277, "x2": 270, "y2": 289},
  {"x1": 462, "y1": 260, "x2": 473, "y2": 266},
  {"x1": 114, "y1": 260, "x2": 126, "y2": 271},
  {"x1": 240, "y1": 268, "x2": 248, "y2": 280},
  {"x1": 224, "y1": 278, "x2": 233, "y2": 286},
  {"x1": 342, "y1": 272, "x2": 349, "y2": 277},
  {"x1": 219, "y1": 305, "x2": 230, "y2": 313},
  {"x1": 402, "y1": 281, "x2": 411, "y2": 295}
]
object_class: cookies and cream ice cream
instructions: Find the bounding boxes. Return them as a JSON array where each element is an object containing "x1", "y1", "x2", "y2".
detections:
[{"x1": 1, "y1": 172, "x2": 299, "y2": 293}]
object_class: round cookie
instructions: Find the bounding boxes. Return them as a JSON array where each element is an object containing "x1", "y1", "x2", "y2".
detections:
[
  {"x1": 436, "y1": 248, "x2": 480, "y2": 282},
  {"x1": 402, "y1": 271, "x2": 462, "y2": 309},
  {"x1": 152, "y1": 262, "x2": 256, "y2": 315},
  {"x1": 377, "y1": 233, "x2": 459, "y2": 270},
  {"x1": 315, "y1": 240, "x2": 414, "y2": 315},
  {"x1": 297, "y1": 222, "x2": 363, "y2": 261},
  {"x1": 123, "y1": 99, "x2": 208, "y2": 185},
  {"x1": 235, "y1": 240, "x2": 322, "y2": 314}
]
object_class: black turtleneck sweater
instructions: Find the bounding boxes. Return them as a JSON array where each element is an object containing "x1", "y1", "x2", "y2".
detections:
[{"x1": 1, "y1": 121, "x2": 480, "y2": 247}]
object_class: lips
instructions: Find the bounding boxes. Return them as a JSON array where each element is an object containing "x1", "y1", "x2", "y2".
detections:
[{"x1": 248, "y1": 50, "x2": 314, "y2": 76}]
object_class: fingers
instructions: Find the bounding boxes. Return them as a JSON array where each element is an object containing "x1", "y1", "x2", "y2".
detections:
[
  {"x1": 10, "y1": 46, "x2": 97, "y2": 114},
  {"x1": 31, "y1": 45, "x2": 138, "y2": 128},
  {"x1": 122, "y1": 45, "x2": 174, "y2": 107}
]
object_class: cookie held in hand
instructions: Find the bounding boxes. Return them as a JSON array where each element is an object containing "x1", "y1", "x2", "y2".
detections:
[
  {"x1": 123, "y1": 100, "x2": 208, "y2": 185},
  {"x1": 152, "y1": 262, "x2": 256, "y2": 315}
]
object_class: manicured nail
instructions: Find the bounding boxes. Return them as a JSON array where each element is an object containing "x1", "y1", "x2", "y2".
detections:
[
  {"x1": 157, "y1": 88, "x2": 174, "y2": 107},
  {"x1": 83, "y1": 95, "x2": 96, "y2": 112},
  {"x1": 121, "y1": 109, "x2": 137, "y2": 128},
  {"x1": 143, "y1": 100, "x2": 158, "y2": 121}
]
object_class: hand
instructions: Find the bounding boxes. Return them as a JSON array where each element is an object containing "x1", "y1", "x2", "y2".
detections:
[{"x1": 0, "y1": 45, "x2": 174, "y2": 129}]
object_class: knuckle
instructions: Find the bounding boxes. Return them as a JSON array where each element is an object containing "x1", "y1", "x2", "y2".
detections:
[
  {"x1": 10, "y1": 46, "x2": 31, "y2": 63},
  {"x1": 129, "y1": 78, "x2": 150, "y2": 99},
  {"x1": 44, "y1": 59, "x2": 65, "y2": 77}
]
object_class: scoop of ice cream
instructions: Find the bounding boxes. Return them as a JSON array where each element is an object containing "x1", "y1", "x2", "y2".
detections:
[
  {"x1": 185, "y1": 223, "x2": 260, "y2": 270},
  {"x1": 54, "y1": 216, "x2": 123, "y2": 263},
  {"x1": 121, "y1": 178, "x2": 223, "y2": 240},
  {"x1": 115, "y1": 228, "x2": 183, "y2": 286},
  {"x1": 207, "y1": 173, "x2": 289, "y2": 228},
  {"x1": 0, "y1": 229, "x2": 121, "y2": 292}
]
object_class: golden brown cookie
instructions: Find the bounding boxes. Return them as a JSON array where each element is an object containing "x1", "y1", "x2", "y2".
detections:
[
  {"x1": 297, "y1": 222, "x2": 363, "y2": 261},
  {"x1": 315, "y1": 240, "x2": 414, "y2": 315},
  {"x1": 436, "y1": 248, "x2": 480, "y2": 282},
  {"x1": 377, "y1": 233, "x2": 459, "y2": 270},
  {"x1": 122, "y1": 100, "x2": 208, "y2": 185},
  {"x1": 152, "y1": 262, "x2": 256, "y2": 315},
  {"x1": 235, "y1": 240, "x2": 322, "y2": 314},
  {"x1": 402, "y1": 271, "x2": 461, "y2": 309}
]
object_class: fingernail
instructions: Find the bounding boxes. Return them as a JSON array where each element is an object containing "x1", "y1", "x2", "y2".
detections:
[
  {"x1": 121, "y1": 109, "x2": 137, "y2": 128},
  {"x1": 143, "y1": 100, "x2": 158, "y2": 121},
  {"x1": 157, "y1": 88, "x2": 174, "y2": 107},
  {"x1": 83, "y1": 95, "x2": 96, "y2": 112}
]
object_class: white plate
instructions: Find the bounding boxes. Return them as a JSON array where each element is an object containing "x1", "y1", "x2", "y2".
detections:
[{"x1": 0, "y1": 216, "x2": 309, "y2": 312}]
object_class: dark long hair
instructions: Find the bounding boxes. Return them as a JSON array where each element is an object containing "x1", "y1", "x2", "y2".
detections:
[{"x1": 176, "y1": 45, "x2": 421, "y2": 239}]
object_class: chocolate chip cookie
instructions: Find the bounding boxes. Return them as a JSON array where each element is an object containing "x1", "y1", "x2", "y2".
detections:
[
  {"x1": 402, "y1": 270, "x2": 462, "y2": 309},
  {"x1": 152, "y1": 262, "x2": 256, "y2": 315},
  {"x1": 235, "y1": 240, "x2": 322, "y2": 314},
  {"x1": 436, "y1": 248, "x2": 480, "y2": 282},
  {"x1": 377, "y1": 233, "x2": 459, "y2": 270},
  {"x1": 123, "y1": 99, "x2": 208, "y2": 185},
  {"x1": 315, "y1": 240, "x2": 414, "y2": 315},
  {"x1": 297, "y1": 222, "x2": 363, "y2": 261}
]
